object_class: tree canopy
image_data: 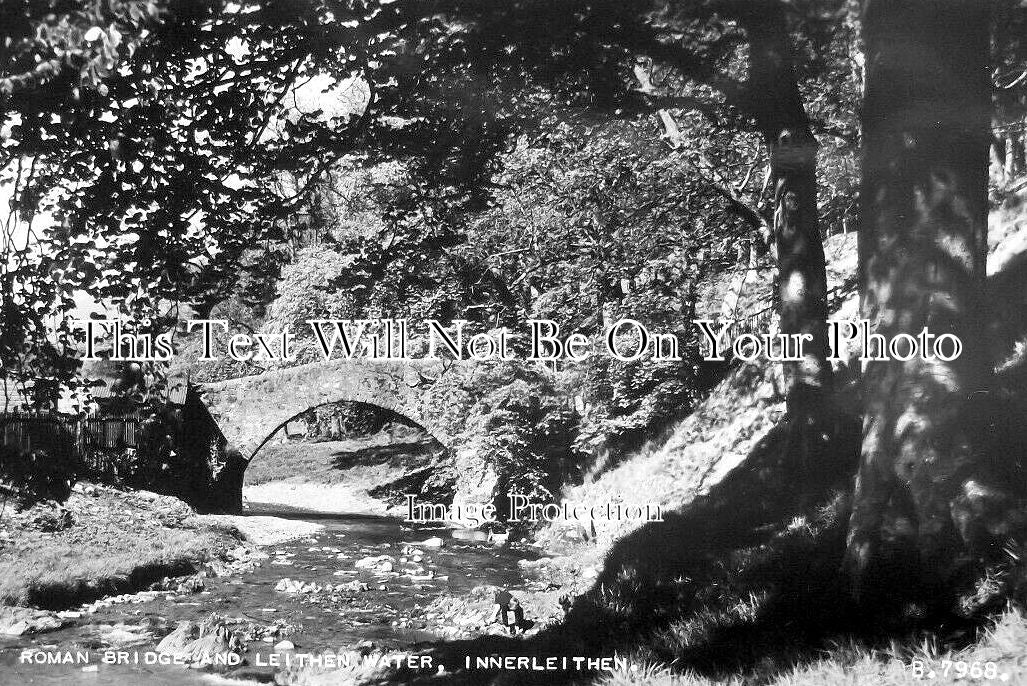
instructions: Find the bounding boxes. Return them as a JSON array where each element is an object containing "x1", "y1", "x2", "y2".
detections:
[{"x1": 4, "y1": 0, "x2": 1027, "y2": 617}]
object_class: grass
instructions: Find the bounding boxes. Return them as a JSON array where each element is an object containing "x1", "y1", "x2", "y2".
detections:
[
  {"x1": 596, "y1": 606, "x2": 1027, "y2": 685},
  {"x1": 0, "y1": 530, "x2": 220, "y2": 608},
  {"x1": 399, "y1": 403, "x2": 1026, "y2": 686},
  {"x1": 535, "y1": 360, "x2": 789, "y2": 556},
  {"x1": 243, "y1": 424, "x2": 442, "y2": 487},
  {"x1": 543, "y1": 418, "x2": 862, "y2": 675},
  {"x1": 242, "y1": 425, "x2": 453, "y2": 511},
  {"x1": 0, "y1": 483, "x2": 237, "y2": 609}
]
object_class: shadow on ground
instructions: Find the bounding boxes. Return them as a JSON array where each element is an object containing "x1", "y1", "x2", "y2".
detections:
[
  {"x1": 329, "y1": 440, "x2": 438, "y2": 470},
  {"x1": 386, "y1": 252, "x2": 1027, "y2": 685},
  {"x1": 382, "y1": 403, "x2": 1027, "y2": 685},
  {"x1": 365, "y1": 412, "x2": 872, "y2": 685}
]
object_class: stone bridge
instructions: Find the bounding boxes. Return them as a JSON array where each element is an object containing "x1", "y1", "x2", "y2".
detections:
[
  {"x1": 197, "y1": 358, "x2": 500, "y2": 512},
  {"x1": 199, "y1": 358, "x2": 457, "y2": 459}
]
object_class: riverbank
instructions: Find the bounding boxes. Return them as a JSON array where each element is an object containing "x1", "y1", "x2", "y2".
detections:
[
  {"x1": 238, "y1": 360, "x2": 798, "y2": 685},
  {"x1": 196, "y1": 513, "x2": 324, "y2": 545},
  {"x1": 0, "y1": 482, "x2": 322, "y2": 617},
  {"x1": 1, "y1": 500, "x2": 547, "y2": 685},
  {"x1": 0, "y1": 482, "x2": 232, "y2": 612},
  {"x1": 269, "y1": 335, "x2": 1027, "y2": 685},
  {"x1": 242, "y1": 428, "x2": 452, "y2": 516},
  {"x1": 244, "y1": 481, "x2": 394, "y2": 516}
]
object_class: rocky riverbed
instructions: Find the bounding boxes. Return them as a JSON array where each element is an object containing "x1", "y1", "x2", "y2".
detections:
[
  {"x1": 0, "y1": 483, "x2": 322, "y2": 636},
  {"x1": 0, "y1": 492, "x2": 589, "y2": 685}
]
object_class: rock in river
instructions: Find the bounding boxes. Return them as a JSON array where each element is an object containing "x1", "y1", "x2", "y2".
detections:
[
  {"x1": 354, "y1": 555, "x2": 396, "y2": 572},
  {"x1": 274, "y1": 578, "x2": 305, "y2": 593},
  {"x1": 156, "y1": 614, "x2": 244, "y2": 666},
  {"x1": 98, "y1": 624, "x2": 153, "y2": 647},
  {"x1": 0, "y1": 607, "x2": 66, "y2": 636}
]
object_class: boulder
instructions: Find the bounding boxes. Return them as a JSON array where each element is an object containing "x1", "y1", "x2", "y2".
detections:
[
  {"x1": 452, "y1": 529, "x2": 488, "y2": 542},
  {"x1": 0, "y1": 607, "x2": 65, "y2": 636},
  {"x1": 156, "y1": 615, "x2": 243, "y2": 665},
  {"x1": 179, "y1": 628, "x2": 240, "y2": 664},
  {"x1": 156, "y1": 621, "x2": 197, "y2": 654},
  {"x1": 99, "y1": 624, "x2": 152, "y2": 646},
  {"x1": 452, "y1": 445, "x2": 500, "y2": 509},
  {"x1": 274, "y1": 578, "x2": 305, "y2": 593},
  {"x1": 354, "y1": 555, "x2": 396, "y2": 571}
]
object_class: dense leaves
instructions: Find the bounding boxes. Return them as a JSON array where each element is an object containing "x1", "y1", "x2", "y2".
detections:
[
  {"x1": 4, "y1": 4, "x2": 1027, "y2": 598},
  {"x1": 2, "y1": 0, "x2": 387, "y2": 402}
]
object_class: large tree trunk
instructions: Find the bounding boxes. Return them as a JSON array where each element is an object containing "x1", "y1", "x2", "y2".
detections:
[
  {"x1": 845, "y1": 0, "x2": 997, "y2": 609},
  {"x1": 739, "y1": 4, "x2": 832, "y2": 416}
]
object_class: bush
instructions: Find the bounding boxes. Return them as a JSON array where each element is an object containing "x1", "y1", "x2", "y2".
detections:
[
  {"x1": 426, "y1": 360, "x2": 583, "y2": 521},
  {"x1": 0, "y1": 443, "x2": 76, "y2": 508},
  {"x1": 572, "y1": 315, "x2": 710, "y2": 469}
]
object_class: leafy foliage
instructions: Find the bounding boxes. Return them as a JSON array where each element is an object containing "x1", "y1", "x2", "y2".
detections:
[
  {"x1": 3, "y1": 2, "x2": 1027, "y2": 554},
  {"x1": 425, "y1": 362, "x2": 581, "y2": 510},
  {"x1": 0, "y1": 0, "x2": 162, "y2": 98},
  {"x1": 1, "y1": 0, "x2": 862, "y2": 401},
  {"x1": 1, "y1": 0, "x2": 388, "y2": 398},
  {"x1": 0, "y1": 426, "x2": 76, "y2": 507}
]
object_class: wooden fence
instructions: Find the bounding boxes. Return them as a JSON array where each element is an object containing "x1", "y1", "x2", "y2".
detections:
[
  {"x1": 0, "y1": 412, "x2": 141, "y2": 455},
  {"x1": 993, "y1": 119, "x2": 1027, "y2": 184}
]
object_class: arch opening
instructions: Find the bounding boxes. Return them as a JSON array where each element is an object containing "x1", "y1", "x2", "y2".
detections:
[{"x1": 241, "y1": 400, "x2": 456, "y2": 513}]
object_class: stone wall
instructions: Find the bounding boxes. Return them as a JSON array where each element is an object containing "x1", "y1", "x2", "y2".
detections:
[{"x1": 200, "y1": 358, "x2": 455, "y2": 457}]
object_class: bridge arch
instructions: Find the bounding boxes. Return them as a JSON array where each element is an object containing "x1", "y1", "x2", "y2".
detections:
[
  {"x1": 199, "y1": 358, "x2": 500, "y2": 512},
  {"x1": 200, "y1": 358, "x2": 455, "y2": 460},
  {"x1": 246, "y1": 399, "x2": 451, "y2": 465}
]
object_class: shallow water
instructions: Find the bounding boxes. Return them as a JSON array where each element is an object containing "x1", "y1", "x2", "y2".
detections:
[{"x1": 0, "y1": 504, "x2": 534, "y2": 685}]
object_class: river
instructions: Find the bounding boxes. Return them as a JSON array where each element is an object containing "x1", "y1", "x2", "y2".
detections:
[{"x1": 0, "y1": 503, "x2": 536, "y2": 685}]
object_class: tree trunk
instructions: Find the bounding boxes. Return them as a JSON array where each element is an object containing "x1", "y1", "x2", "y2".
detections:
[
  {"x1": 1014, "y1": 131, "x2": 1026, "y2": 178},
  {"x1": 739, "y1": 4, "x2": 832, "y2": 416},
  {"x1": 1006, "y1": 132, "x2": 1017, "y2": 180},
  {"x1": 845, "y1": 0, "x2": 996, "y2": 609}
]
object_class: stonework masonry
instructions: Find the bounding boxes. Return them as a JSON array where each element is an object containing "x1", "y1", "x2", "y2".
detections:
[{"x1": 199, "y1": 359, "x2": 498, "y2": 510}]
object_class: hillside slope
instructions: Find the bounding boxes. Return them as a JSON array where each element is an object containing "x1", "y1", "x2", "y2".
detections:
[{"x1": 537, "y1": 233, "x2": 860, "y2": 554}]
